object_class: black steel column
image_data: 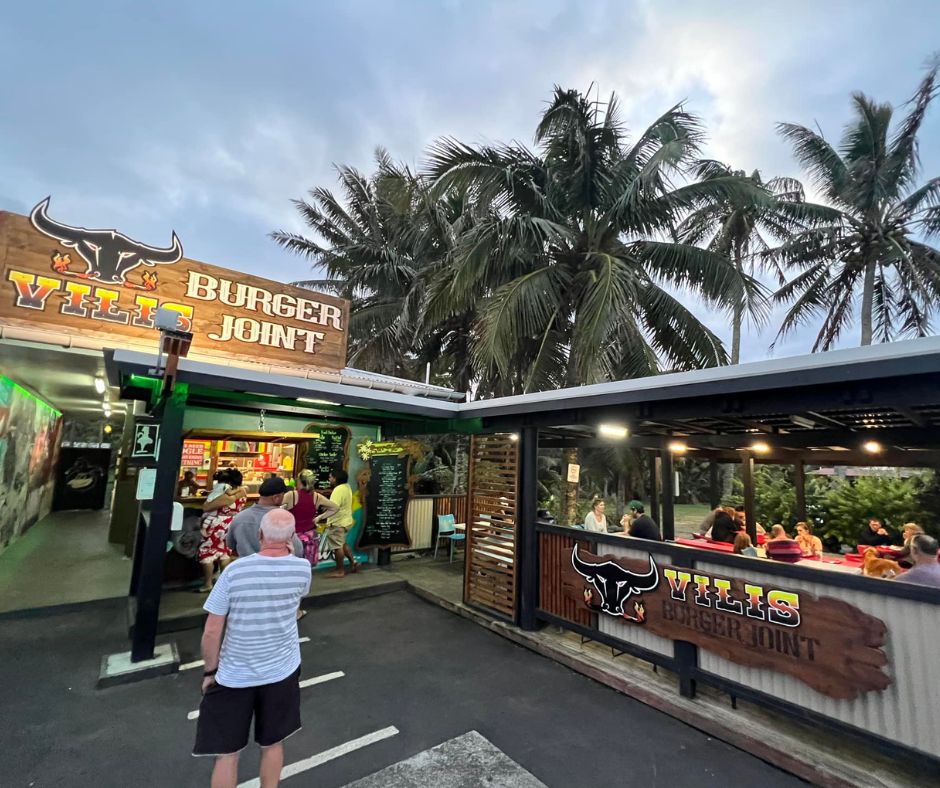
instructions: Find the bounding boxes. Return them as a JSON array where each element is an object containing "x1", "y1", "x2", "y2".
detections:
[
  {"x1": 131, "y1": 385, "x2": 186, "y2": 662},
  {"x1": 649, "y1": 452, "x2": 660, "y2": 526},
  {"x1": 741, "y1": 452, "x2": 757, "y2": 543},
  {"x1": 708, "y1": 460, "x2": 721, "y2": 509},
  {"x1": 794, "y1": 460, "x2": 807, "y2": 521},
  {"x1": 517, "y1": 426, "x2": 539, "y2": 631},
  {"x1": 660, "y1": 449, "x2": 675, "y2": 541}
]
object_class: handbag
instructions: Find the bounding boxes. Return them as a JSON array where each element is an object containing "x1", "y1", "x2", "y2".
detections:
[{"x1": 298, "y1": 529, "x2": 320, "y2": 567}]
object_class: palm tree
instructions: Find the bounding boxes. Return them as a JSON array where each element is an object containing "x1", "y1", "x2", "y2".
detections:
[
  {"x1": 272, "y1": 150, "x2": 424, "y2": 377},
  {"x1": 773, "y1": 63, "x2": 940, "y2": 350},
  {"x1": 427, "y1": 87, "x2": 767, "y2": 521},
  {"x1": 425, "y1": 87, "x2": 768, "y2": 398},
  {"x1": 676, "y1": 162, "x2": 806, "y2": 363},
  {"x1": 272, "y1": 150, "x2": 483, "y2": 390}
]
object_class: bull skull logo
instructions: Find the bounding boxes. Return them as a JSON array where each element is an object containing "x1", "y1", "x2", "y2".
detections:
[
  {"x1": 30, "y1": 197, "x2": 183, "y2": 290},
  {"x1": 571, "y1": 544, "x2": 659, "y2": 623}
]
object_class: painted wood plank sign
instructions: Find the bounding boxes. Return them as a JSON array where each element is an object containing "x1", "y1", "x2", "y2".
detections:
[
  {"x1": 303, "y1": 424, "x2": 350, "y2": 491},
  {"x1": 0, "y1": 202, "x2": 349, "y2": 371},
  {"x1": 542, "y1": 533, "x2": 890, "y2": 700},
  {"x1": 359, "y1": 442, "x2": 411, "y2": 549}
]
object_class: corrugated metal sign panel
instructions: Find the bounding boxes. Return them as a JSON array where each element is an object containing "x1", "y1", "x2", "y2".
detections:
[
  {"x1": 694, "y1": 560, "x2": 940, "y2": 759},
  {"x1": 596, "y1": 543, "x2": 674, "y2": 657}
]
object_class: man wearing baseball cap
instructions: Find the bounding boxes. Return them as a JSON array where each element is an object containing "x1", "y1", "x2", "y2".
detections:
[
  {"x1": 620, "y1": 500, "x2": 663, "y2": 541},
  {"x1": 227, "y1": 477, "x2": 303, "y2": 558}
]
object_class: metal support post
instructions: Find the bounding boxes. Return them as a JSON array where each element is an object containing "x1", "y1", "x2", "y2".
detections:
[
  {"x1": 131, "y1": 384, "x2": 186, "y2": 662},
  {"x1": 517, "y1": 425, "x2": 539, "y2": 631},
  {"x1": 708, "y1": 460, "x2": 721, "y2": 509},
  {"x1": 795, "y1": 460, "x2": 807, "y2": 521},
  {"x1": 741, "y1": 452, "x2": 757, "y2": 543},
  {"x1": 660, "y1": 449, "x2": 675, "y2": 541}
]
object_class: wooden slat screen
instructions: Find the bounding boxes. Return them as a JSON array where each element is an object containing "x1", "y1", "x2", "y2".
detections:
[
  {"x1": 538, "y1": 531, "x2": 593, "y2": 626},
  {"x1": 464, "y1": 434, "x2": 519, "y2": 620}
]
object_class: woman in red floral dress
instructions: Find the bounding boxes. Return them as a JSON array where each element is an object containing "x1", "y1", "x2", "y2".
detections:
[{"x1": 197, "y1": 468, "x2": 248, "y2": 592}]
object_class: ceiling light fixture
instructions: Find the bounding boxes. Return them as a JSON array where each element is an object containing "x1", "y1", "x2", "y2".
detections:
[
  {"x1": 668, "y1": 441, "x2": 688, "y2": 454},
  {"x1": 751, "y1": 441, "x2": 771, "y2": 454},
  {"x1": 598, "y1": 423, "x2": 629, "y2": 440},
  {"x1": 509, "y1": 433, "x2": 519, "y2": 442},
  {"x1": 297, "y1": 397, "x2": 339, "y2": 406},
  {"x1": 94, "y1": 377, "x2": 106, "y2": 394},
  {"x1": 863, "y1": 440, "x2": 883, "y2": 454}
]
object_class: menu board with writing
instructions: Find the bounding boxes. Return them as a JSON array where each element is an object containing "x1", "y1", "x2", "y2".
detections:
[
  {"x1": 304, "y1": 425, "x2": 350, "y2": 490},
  {"x1": 360, "y1": 444, "x2": 410, "y2": 548}
]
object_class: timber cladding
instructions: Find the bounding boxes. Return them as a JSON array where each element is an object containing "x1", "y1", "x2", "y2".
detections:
[
  {"x1": 555, "y1": 543, "x2": 890, "y2": 700},
  {"x1": 0, "y1": 204, "x2": 349, "y2": 371},
  {"x1": 464, "y1": 434, "x2": 519, "y2": 621}
]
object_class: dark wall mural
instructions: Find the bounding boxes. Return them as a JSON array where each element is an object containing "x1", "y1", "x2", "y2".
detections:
[{"x1": 0, "y1": 376, "x2": 62, "y2": 555}]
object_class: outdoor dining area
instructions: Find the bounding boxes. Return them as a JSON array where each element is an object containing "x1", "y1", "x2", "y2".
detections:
[{"x1": 447, "y1": 339, "x2": 940, "y2": 769}]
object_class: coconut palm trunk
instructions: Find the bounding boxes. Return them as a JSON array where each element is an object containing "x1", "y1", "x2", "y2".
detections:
[
  {"x1": 860, "y1": 258, "x2": 876, "y2": 346},
  {"x1": 731, "y1": 238, "x2": 744, "y2": 364},
  {"x1": 564, "y1": 447, "x2": 579, "y2": 525}
]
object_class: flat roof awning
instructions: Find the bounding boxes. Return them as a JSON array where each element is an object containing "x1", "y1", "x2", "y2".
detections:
[
  {"x1": 109, "y1": 337, "x2": 940, "y2": 464},
  {"x1": 106, "y1": 349, "x2": 463, "y2": 421}
]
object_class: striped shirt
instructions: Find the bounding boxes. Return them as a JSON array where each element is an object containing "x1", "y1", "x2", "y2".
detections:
[{"x1": 204, "y1": 553, "x2": 312, "y2": 688}]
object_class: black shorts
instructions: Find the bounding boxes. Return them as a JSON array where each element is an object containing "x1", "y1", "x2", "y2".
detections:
[{"x1": 193, "y1": 666, "x2": 301, "y2": 756}]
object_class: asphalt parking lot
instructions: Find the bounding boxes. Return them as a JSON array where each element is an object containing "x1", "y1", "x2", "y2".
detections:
[{"x1": 0, "y1": 591, "x2": 805, "y2": 787}]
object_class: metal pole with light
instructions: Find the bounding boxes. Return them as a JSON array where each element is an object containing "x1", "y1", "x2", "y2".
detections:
[{"x1": 130, "y1": 308, "x2": 193, "y2": 663}]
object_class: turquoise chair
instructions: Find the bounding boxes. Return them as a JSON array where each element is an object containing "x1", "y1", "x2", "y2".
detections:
[{"x1": 434, "y1": 514, "x2": 466, "y2": 562}]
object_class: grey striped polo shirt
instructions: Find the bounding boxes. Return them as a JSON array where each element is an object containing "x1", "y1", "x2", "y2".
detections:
[{"x1": 204, "y1": 553, "x2": 312, "y2": 688}]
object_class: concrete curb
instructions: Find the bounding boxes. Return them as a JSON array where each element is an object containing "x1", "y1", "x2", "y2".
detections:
[{"x1": 405, "y1": 583, "x2": 901, "y2": 788}]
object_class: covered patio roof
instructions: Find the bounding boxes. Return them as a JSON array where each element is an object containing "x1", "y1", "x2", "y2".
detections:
[{"x1": 108, "y1": 337, "x2": 940, "y2": 465}]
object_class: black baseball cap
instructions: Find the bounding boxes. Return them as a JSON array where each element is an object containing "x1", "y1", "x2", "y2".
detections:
[{"x1": 259, "y1": 477, "x2": 288, "y2": 497}]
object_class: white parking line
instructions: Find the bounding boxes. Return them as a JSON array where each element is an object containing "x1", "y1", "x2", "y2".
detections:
[
  {"x1": 299, "y1": 670, "x2": 344, "y2": 689},
  {"x1": 180, "y1": 637, "x2": 311, "y2": 671},
  {"x1": 187, "y1": 670, "x2": 344, "y2": 720},
  {"x1": 237, "y1": 726, "x2": 400, "y2": 788}
]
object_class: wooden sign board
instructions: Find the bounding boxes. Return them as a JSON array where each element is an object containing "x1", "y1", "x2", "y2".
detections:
[
  {"x1": 555, "y1": 541, "x2": 890, "y2": 700},
  {"x1": 0, "y1": 204, "x2": 349, "y2": 371},
  {"x1": 359, "y1": 442, "x2": 411, "y2": 549}
]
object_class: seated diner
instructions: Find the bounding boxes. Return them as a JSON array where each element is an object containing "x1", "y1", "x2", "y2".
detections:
[
  {"x1": 765, "y1": 525, "x2": 803, "y2": 563},
  {"x1": 795, "y1": 521, "x2": 823, "y2": 558},
  {"x1": 892, "y1": 534, "x2": 940, "y2": 587},
  {"x1": 733, "y1": 532, "x2": 759, "y2": 557},
  {"x1": 620, "y1": 501, "x2": 662, "y2": 541},
  {"x1": 857, "y1": 518, "x2": 899, "y2": 548},
  {"x1": 583, "y1": 497, "x2": 608, "y2": 533}
]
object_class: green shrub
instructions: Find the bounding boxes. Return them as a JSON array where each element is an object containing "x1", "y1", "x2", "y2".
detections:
[{"x1": 819, "y1": 475, "x2": 926, "y2": 546}]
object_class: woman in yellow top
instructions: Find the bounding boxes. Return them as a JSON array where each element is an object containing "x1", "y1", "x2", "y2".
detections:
[{"x1": 324, "y1": 468, "x2": 359, "y2": 577}]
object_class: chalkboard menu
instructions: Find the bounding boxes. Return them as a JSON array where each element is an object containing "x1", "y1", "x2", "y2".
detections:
[
  {"x1": 304, "y1": 425, "x2": 350, "y2": 490},
  {"x1": 360, "y1": 444, "x2": 411, "y2": 548}
]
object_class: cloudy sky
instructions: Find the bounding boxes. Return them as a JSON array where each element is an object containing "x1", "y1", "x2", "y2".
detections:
[{"x1": 2, "y1": 0, "x2": 938, "y2": 364}]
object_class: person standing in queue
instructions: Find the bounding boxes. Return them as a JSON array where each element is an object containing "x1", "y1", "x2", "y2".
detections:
[
  {"x1": 197, "y1": 469, "x2": 248, "y2": 593},
  {"x1": 227, "y1": 477, "x2": 304, "y2": 559},
  {"x1": 621, "y1": 500, "x2": 662, "y2": 540},
  {"x1": 192, "y1": 508, "x2": 311, "y2": 787},
  {"x1": 324, "y1": 469, "x2": 360, "y2": 578},
  {"x1": 282, "y1": 469, "x2": 339, "y2": 567}
]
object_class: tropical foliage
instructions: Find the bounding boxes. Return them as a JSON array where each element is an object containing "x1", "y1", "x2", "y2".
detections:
[
  {"x1": 773, "y1": 63, "x2": 940, "y2": 349},
  {"x1": 676, "y1": 163, "x2": 808, "y2": 362}
]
